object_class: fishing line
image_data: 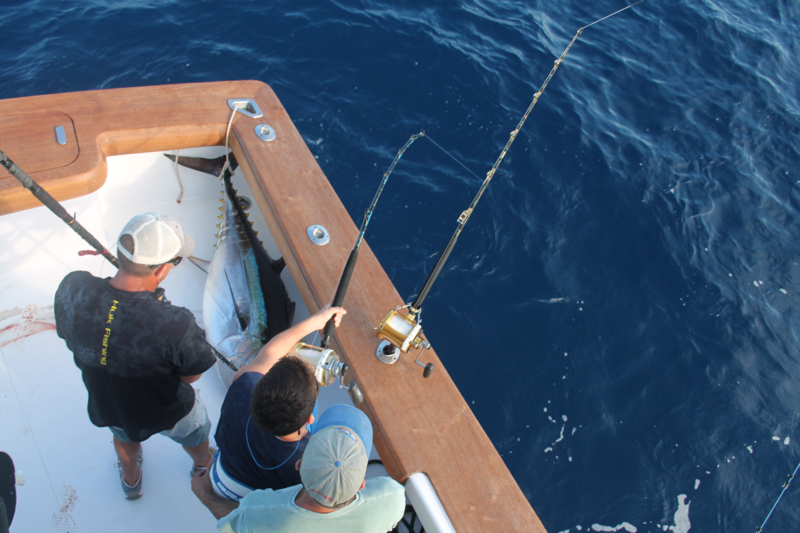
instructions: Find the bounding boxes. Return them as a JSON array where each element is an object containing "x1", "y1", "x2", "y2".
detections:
[
  {"x1": 755, "y1": 459, "x2": 800, "y2": 532},
  {"x1": 423, "y1": 135, "x2": 483, "y2": 183}
]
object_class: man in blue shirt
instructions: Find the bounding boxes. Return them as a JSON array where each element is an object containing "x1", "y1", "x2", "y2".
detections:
[{"x1": 210, "y1": 306, "x2": 346, "y2": 500}]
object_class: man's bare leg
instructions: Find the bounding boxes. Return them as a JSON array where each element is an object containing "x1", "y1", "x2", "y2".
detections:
[
  {"x1": 114, "y1": 436, "x2": 141, "y2": 486},
  {"x1": 184, "y1": 438, "x2": 213, "y2": 471}
]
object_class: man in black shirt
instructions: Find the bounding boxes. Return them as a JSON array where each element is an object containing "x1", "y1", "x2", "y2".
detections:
[{"x1": 54, "y1": 213, "x2": 216, "y2": 500}]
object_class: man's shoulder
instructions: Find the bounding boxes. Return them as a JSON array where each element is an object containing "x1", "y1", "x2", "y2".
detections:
[
  {"x1": 220, "y1": 372, "x2": 260, "y2": 412},
  {"x1": 57, "y1": 270, "x2": 100, "y2": 292},
  {"x1": 361, "y1": 476, "x2": 405, "y2": 501},
  {"x1": 235, "y1": 484, "x2": 299, "y2": 510},
  {"x1": 55, "y1": 271, "x2": 104, "y2": 324},
  {"x1": 229, "y1": 371, "x2": 262, "y2": 390},
  {"x1": 218, "y1": 486, "x2": 301, "y2": 533}
]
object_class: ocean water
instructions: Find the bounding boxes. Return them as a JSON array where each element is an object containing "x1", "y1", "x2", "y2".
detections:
[{"x1": 2, "y1": 0, "x2": 799, "y2": 531}]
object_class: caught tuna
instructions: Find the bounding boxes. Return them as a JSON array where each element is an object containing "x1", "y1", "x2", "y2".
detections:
[{"x1": 170, "y1": 153, "x2": 295, "y2": 387}]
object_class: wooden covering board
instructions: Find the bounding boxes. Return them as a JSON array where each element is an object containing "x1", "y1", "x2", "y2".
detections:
[
  {"x1": 0, "y1": 82, "x2": 546, "y2": 533},
  {"x1": 0, "y1": 112, "x2": 78, "y2": 181}
]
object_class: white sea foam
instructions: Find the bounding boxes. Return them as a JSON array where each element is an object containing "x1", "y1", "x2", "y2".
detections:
[
  {"x1": 672, "y1": 495, "x2": 691, "y2": 533},
  {"x1": 555, "y1": 424, "x2": 566, "y2": 443},
  {"x1": 590, "y1": 523, "x2": 637, "y2": 532}
]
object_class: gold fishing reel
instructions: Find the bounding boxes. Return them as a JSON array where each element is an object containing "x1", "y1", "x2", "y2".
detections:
[
  {"x1": 375, "y1": 308, "x2": 434, "y2": 378},
  {"x1": 290, "y1": 342, "x2": 363, "y2": 404}
]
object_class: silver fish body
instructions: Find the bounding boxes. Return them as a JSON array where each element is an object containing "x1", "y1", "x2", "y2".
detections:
[{"x1": 202, "y1": 173, "x2": 293, "y2": 387}]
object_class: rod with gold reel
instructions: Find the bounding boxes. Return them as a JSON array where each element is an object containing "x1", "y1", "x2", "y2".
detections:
[
  {"x1": 288, "y1": 132, "x2": 426, "y2": 403},
  {"x1": 376, "y1": 1, "x2": 645, "y2": 376}
]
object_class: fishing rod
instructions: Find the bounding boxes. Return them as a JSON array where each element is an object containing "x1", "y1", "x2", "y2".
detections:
[
  {"x1": 0, "y1": 149, "x2": 241, "y2": 372},
  {"x1": 375, "y1": 1, "x2": 644, "y2": 375},
  {"x1": 755, "y1": 459, "x2": 800, "y2": 532},
  {"x1": 0, "y1": 150, "x2": 119, "y2": 268},
  {"x1": 288, "y1": 132, "x2": 425, "y2": 404},
  {"x1": 319, "y1": 131, "x2": 425, "y2": 349}
]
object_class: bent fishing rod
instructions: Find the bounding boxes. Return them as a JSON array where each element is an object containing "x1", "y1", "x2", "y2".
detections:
[
  {"x1": 0, "y1": 149, "x2": 239, "y2": 372},
  {"x1": 375, "y1": 1, "x2": 644, "y2": 373},
  {"x1": 286, "y1": 132, "x2": 424, "y2": 404},
  {"x1": 317, "y1": 131, "x2": 425, "y2": 349}
]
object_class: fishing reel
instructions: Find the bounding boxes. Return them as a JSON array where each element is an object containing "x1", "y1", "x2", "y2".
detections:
[
  {"x1": 375, "y1": 307, "x2": 435, "y2": 378},
  {"x1": 290, "y1": 342, "x2": 364, "y2": 404}
]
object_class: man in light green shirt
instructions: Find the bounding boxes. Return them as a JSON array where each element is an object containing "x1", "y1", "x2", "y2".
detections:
[{"x1": 192, "y1": 405, "x2": 406, "y2": 533}]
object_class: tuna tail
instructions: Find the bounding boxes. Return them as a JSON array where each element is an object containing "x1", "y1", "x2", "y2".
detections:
[
  {"x1": 222, "y1": 172, "x2": 295, "y2": 341},
  {"x1": 164, "y1": 152, "x2": 239, "y2": 179}
]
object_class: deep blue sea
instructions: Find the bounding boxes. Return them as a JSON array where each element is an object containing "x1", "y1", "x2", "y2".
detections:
[{"x1": 2, "y1": 0, "x2": 799, "y2": 531}]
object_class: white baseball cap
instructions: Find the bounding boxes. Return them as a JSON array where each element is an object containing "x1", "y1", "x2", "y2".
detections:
[{"x1": 118, "y1": 213, "x2": 195, "y2": 265}]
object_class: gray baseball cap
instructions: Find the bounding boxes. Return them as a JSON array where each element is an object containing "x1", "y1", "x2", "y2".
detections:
[{"x1": 300, "y1": 405, "x2": 373, "y2": 508}]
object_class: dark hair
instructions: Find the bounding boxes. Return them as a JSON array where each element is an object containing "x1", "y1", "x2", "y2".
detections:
[
  {"x1": 250, "y1": 356, "x2": 318, "y2": 436},
  {"x1": 117, "y1": 234, "x2": 157, "y2": 276}
]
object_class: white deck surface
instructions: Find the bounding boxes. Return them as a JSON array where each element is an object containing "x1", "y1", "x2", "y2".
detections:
[{"x1": 0, "y1": 149, "x2": 362, "y2": 532}]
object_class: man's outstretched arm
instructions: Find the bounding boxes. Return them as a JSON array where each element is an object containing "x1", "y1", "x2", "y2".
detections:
[{"x1": 231, "y1": 305, "x2": 346, "y2": 383}]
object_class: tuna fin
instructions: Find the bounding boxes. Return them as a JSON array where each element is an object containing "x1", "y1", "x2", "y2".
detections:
[
  {"x1": 187, "y1": 256, "x2": 212, "y2": 274},
  {"x1": 164, "y1": 152, "x2": 239, "y2": 177},
  {"x1": 272, "y1": 257, "x2": 286, "y2": 274}
]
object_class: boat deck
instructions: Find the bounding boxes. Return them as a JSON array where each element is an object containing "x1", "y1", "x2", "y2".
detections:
[{"x1": 0, "y1": 150, "x2": 359, "y2": 531}]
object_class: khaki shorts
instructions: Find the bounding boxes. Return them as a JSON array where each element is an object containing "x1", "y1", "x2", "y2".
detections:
[{"x1": 110, "y1": 392, "x2": 211, "y2": 448}]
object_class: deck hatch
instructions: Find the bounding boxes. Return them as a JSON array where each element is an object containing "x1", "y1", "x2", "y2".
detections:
[{"x1": 0, "y1": 112, "x2": 78, "y2": 180}]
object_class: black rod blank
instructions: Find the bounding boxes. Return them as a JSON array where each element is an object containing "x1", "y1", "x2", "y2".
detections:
[
  {"x1": 319, "y1": 132, "x2": 424, "y2": 348},
  {"x1": 320, "y1": 248, "x2": 358, "y2": 349},
  {"x1": 0, "y1": 150, "x2": 119, "y2": 268}
]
